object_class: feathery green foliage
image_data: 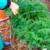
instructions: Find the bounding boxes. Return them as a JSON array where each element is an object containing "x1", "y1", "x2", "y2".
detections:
[
  {"x1": 17, "y1": 0, "x2": 48, "y2": 19},
  {"x1": 5, "y1": 0, "x2": 50, "y2": 50}
]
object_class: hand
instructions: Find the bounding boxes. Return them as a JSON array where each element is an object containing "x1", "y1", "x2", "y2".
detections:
[{"x1": 10, "y1": 2, "x2": 19, "y2": 15}]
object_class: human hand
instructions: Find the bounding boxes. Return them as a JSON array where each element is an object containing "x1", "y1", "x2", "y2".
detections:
[{"x1": 10, "y1": 2, "x2": 19, "y2": 15}]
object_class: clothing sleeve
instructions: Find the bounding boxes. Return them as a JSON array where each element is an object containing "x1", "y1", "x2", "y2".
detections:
[{"x1": 0, "y1": 0, "x2": 11, "y2": 9}]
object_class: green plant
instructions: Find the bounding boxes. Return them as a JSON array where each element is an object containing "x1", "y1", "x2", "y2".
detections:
[
  {"x1": 4, "y1": 0, "x2": 50, "y2": 50},
  {"x1": 13, "y1": 16, "x2": 50, "y2": 50},
  {"x1": 17, "y1": 0, "x2": 48, "y2": 19}
]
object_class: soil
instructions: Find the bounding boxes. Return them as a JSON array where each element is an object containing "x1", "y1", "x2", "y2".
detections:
[
  {"x1": 3, "y1": 46, "x2": 11, "y2": 50},
  {"x1": 32, "y1": 48, "x2": 41, "y2": 50},
  {"x1": 3, "y1": 37, "x2": 40, "y2": 50}
]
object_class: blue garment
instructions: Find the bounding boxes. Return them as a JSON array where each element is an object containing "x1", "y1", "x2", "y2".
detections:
[
  {"x1": 0, "y1": 0, "x2": 10, "y2": 9},
  {"x1": 0, "y1": 0, "x2": 7, "y2": 9},
  {"x1": 0, "y1": 34, "x2": 4, "y2": 50},
  {"x1": 4, "y1": 42, "x2": 11, "y2": 47}
]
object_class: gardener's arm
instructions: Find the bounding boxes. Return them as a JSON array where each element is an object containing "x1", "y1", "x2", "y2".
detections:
[{"x1": 0, "y1": 0, "x2": 19, "y2": 15}]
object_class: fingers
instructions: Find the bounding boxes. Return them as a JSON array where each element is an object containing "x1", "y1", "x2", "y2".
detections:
[{"x1": 10, "y1": 2, "x2": 19, "y2": 15}]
